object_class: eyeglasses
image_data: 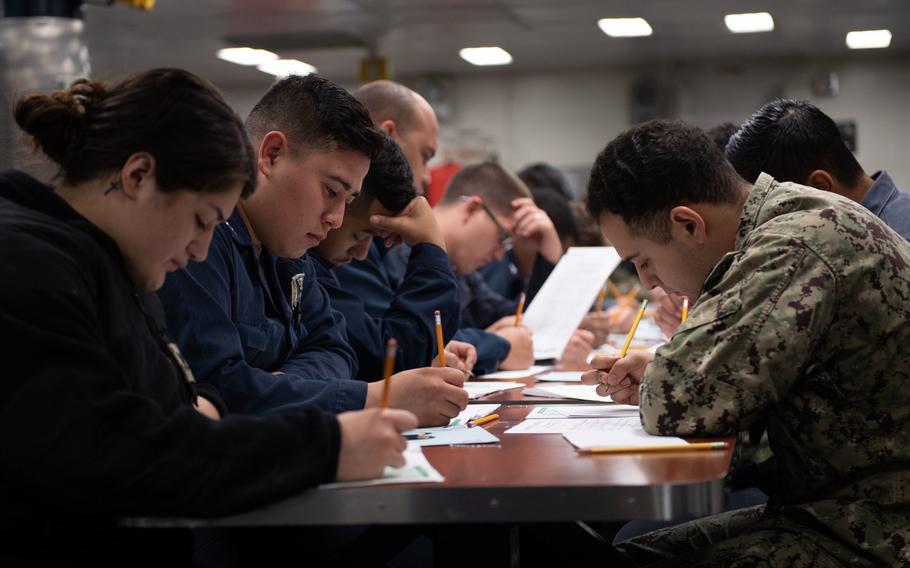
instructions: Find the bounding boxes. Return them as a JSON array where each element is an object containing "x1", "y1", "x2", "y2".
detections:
[
  {"x1": 460, "y1": 195, "x2": 513, "y2": 252},
  {"x1": 479, "y1": 201, "x2": 513, "y2": 253}
]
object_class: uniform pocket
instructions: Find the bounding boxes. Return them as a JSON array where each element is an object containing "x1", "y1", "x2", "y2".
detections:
[{"x1": 235, "y1": 320, "x2": 273, "y2": 364}]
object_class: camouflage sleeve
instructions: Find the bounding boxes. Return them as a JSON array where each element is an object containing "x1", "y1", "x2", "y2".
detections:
[{"x1": 639, "y1": 232, "x2": 836, "y2": 436}]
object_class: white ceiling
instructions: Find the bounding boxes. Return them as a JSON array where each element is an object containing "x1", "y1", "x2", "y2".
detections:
[{"x1": 83, "y1": 0, "x2": 910, "y2": 89}]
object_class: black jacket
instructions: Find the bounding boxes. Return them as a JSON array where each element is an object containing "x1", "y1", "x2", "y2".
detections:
[{"x1": 0, "y1": 170, "x2": 340, "y2": 550}]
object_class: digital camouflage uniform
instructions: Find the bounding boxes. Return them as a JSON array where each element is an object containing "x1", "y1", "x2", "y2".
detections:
[{"x1": 617, "y1": 174, "x2": 910, "y2": 567}]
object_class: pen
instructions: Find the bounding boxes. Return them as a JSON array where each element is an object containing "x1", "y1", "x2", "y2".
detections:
[
  {"x1": 379, "y1": 338, "x2": 397, "y2": 409},
  {"x1": 514, "y1": 292, "x2": 526, "y2": 326},
  {"x1": 619, "y1": 299, "x2": 649, "y2": 358},
  {"x1": 577, "y1": 441, "x2": 729, "y2": 454},
  {"x1": 467, "y1": 413, "x2": 500, "y2": 428},
  {"x1": 434, "y1": 309, "x2": 446, "y2": 367},
  {"x1": 680, "y1": 296, "x2": 689, "y2": 324}
]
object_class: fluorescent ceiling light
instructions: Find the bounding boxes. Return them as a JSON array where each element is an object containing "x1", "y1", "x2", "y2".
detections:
[
  {"x1": 846, "y1": 29, "x2": 892, "y2": 49},
  {"x1": 257, "y1": 59, "x2": 317, "y2": 77},
  {"x1": 459, "y1": 46, "x2": 513, "y2": 66},
  {"x1": 724, "y1": 12, "x2": 774, "y2": 33},
  {"x1": 217, "y1": 47, "x2": 277, "y2": 66},
  {"x1": 597, "y1": 18, "x2": 653, "y2": 38}
]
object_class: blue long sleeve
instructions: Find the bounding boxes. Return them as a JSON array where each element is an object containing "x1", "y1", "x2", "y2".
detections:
[
  {"x1": 158, "y1": 216, "x2": 364, "y2": 415},
  {"x1": 452, "y1": 328, "x2": 511, "y2": 375},
  {"x1": 328, "y1": 242, "x2": 460, "y2": 379}
]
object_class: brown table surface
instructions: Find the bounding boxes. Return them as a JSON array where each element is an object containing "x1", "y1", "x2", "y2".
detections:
[{"x1": 127, "y1": 376, "x2": 734, "y2": 528}]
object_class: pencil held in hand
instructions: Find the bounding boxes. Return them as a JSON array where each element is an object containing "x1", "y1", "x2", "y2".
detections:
[
  {"x1": 514, "y1": 292, "x2": 526, "y2": 326},
  {"x1": 681, "y1": 297, "x2": 689, "y2": 324},
  {"x1": 434, "y1": 309, "x2": 446, "y2": 367},
  {"x1": 380, "y1": 338, "x2": 397, "y2": 409},
  {"x1": 595, "y1": 284, "x2": 608, "y2": 313},
  {"x1": 619, "y1": 299, "x2": 649, "y2": 357},
  {"x1": 609, "y1": 285, "x2": 640, "y2": 325},
  {"x1": 607, "y1": 280, "x2": 622, "y2": 300}
]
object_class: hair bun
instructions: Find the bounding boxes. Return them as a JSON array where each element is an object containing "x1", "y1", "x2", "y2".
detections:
[
  {"x1": 67, "y1": 78, "x2": 109, "y2": 113},
  {"x1": 13, "y1": 78, "x2": 108, "y2": 166}
]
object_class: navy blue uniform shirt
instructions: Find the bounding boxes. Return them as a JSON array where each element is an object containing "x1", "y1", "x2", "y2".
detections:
[
  {"x1": 158, "y1": 210, "x2": 363, "y2": 415},
  {"x1": 478, "y1": 251, "x2": 555, "y2": 306},
  {"x1": 311, "y1": 240, "x2": 460, "y2": 379},
  {"x1": 374, "y1": 243, "x2": 512, "y2": 374}
]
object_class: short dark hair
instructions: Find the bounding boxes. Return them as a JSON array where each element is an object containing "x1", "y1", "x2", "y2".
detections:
[
  {"x1": 353, "y1": 80, "x2": 422, "y2": 132},
  {"x1": 246, "y1": 74, "x2": 383, "y2": 161},
  {"x1": 705, "y1": 122, "x2": 739, "y2": 152},
  {"x1": 352, "y1": 132, "x2": 415, "y2": 214},
  {"x1": 518, "y1": 163, "x2": 574, "y2": 201},
  {"x1": 587, "y1": 119, "x2": 743, "y2": 241},
  {"x1": 725, "y1": 99, "x2": 864, "y2": 187},
  {"x1": 439, "y1": 162, "x2": 531, "y2": 215},
  {"x1": 15, "y1": 68, "x2": 256, "y2": 197},
  {"x1": 532, "y1": 188, "x2": 579, "y2": 244}
]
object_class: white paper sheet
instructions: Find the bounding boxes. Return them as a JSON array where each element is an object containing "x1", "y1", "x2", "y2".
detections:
[
  {"x1": 464, "y1": 381, "x2": 525, "y2": 400},
  {"x1": 525, "y1": 405, "x2": 639, "y2": 419},
  {"x1": 446, "y1": 404, "x2": 501, "y2": 427},
  {"x1": 522, "y1": 247, "x2": 622, "y2": 359},
  {"x1": 478, "y1": 365, "x2": 552, "y2": 379},
  {"x1": 403, "y1": 425, "x2": 500, "y2": 447},
  {"x1": 319, "y1": 445, "x2": 444, "y2": 488},
  {"x1": 398, "y1": 405, "x2": 502, "y2": 447},
  {"x1": 563, "y1": 428, "x2": 688, "y2": 450},
  {"x1": 522, "y1": 384, "x2": 615, "y2": 403},
  {"x1": 505, "y1": 416, "x2": 647, "y2": 434},
  {"x1": 534, "y1": 371, "x2": 585, "y2": 382}
]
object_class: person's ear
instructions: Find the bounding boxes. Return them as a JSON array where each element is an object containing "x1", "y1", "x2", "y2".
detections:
[
  {"x1": 668, "y1": 206, "x2": 707, "y2": 244},
  {"x1": 806, "y1": 170, "x2": 835, "y2": 192},
  {"x1": 460, "y1": 196, "x2": 482, "y2": 221},
  {"x1": 379, "y1": 119, "x2": 397, "y2": 138},
  {"x1": 258, "y1": 131, "x2": 289, "y2": 178},
  {"x1": 119, "y1": 152, "x2": 156, "y2": 200}
]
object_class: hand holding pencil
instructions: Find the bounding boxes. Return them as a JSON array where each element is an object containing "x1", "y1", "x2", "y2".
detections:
[
  {"x1": 581, "y1": 301, "x2": 653, "y2": 405},
  {"x1": 581, "y1": 350, "x2": 654, "y2": 405}
]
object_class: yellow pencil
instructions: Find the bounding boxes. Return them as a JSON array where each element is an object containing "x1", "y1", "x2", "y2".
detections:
[
  {"x1": 595, "y1": 284, "x2": 608, "y2": 313},
  {"x1": 681, "y1": 296, "x2": 689, "y2": 324},
  {"x1": 434, "y1": 309, "x2": 446, "y2": 367},
  {"x1": 609, "y1": 285, "x2": 640, "y2": 324},
  {"x1": 467, "y1": 413, "x2": 500, "y2": 428},
  {"x1": 379, "y1": 338, "x2": 397, "y2": 409},
  {"x1": 619, "y1": 299, "x2": 649, "y2": 357},
  {"x1": 514, "y1": 292, "x2": 526, "y2": 326},
  {"x1": 607, "y1": 280, "x2": 622, "y2": 300},
  {"x1": 578, "y1": 441, "x2": 729, "y2": 454}
]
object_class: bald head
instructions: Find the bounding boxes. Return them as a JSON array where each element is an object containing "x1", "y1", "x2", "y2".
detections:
[
  {"x1": 354, "y1": 80, "x2": 423, "y2": 130},
  {"x1": 354, "y1": 80, "x2": 439, "y2": 195}
]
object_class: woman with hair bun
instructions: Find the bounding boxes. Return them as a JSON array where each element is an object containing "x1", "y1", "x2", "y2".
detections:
[{"x1": 0, "y1": 68, "x2": 416, "y2": 564}]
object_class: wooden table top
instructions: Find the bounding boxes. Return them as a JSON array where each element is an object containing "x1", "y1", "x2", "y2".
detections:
[
  {"x1": 125, "y1": 375, "x2": 735, "y2": 528},
  {"x1": 425, "y1": 404, "x2": 734, "y2": 489}
]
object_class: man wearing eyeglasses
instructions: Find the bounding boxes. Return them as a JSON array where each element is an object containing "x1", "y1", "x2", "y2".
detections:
[{"x1": 376, "y1": 163, "x2": 566, "y2": 372}]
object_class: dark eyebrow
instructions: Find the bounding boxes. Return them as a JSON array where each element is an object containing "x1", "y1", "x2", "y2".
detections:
[
  {"x1": 209, "y1": 204, "x2": 226, "y2": 222},
  {"x1": 622, "y1": 253, "x2": 639, "y2": 263},
  {"x1": 328, "y1": 175, "x2": 352, "y2": 192}
]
